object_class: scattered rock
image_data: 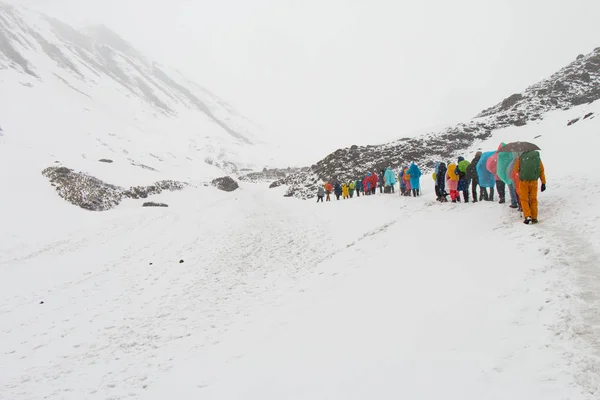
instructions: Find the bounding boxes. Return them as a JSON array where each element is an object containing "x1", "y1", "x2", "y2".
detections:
[
  {"x1": 142, "y1": 202, "x2": 168, "y2": 207},
  {"x1": 149, "y1": 262, "x2": 153, "y2": 265},
  {"x1": 42, "y1": 166, "x2": 186, "y2": 211},
  {"x1": 179, "y1": 259, "x2": 184, "y2": 264},
  {"x1": 577, "y1": 54, "x2": 585, "y2": 60},
  {"x1": 584, "y1": 112, "x2": 594, "y2": 119},
  {"x1": 39, "y1": 301, "x2": 44, "y2": 304},
  {"x1": 211, "y1": 176, "x2": 239, "y2": 192},
  {"x1": 99, "y1": 159, "x2": 113, "y2": 163},
  {"x1": 567, "y1": 118, "x2": 580, "y2": 126}
]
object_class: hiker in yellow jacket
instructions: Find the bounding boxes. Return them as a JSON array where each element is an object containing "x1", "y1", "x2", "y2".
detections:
[
  {"x1": 514, "y1": 151, "x2": 546, "y2": 224},
  {"x1": 342, "y1": 183, "x2": 350, "y2": 199}
]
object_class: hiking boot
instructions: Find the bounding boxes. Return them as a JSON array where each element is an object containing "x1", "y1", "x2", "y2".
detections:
[
  {"x1": 452, "y1": 200, "x2": 457, "y2": 203},
  {"x1": 532, "y1": 219, "x2": 539, "y2": 224},
  {"x1": 509, "y1": 204, "x2": 518, "y2": 209},
  {"x1": 499, "y1": 199, "x2": 506, "y2": 204},
  {"x1": 524, "y1": 217, "x2": 533, "y2": 225}
]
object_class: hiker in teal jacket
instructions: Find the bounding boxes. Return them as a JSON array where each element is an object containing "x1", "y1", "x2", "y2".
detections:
[
  {"x1": 408, "y1": 163, "x2": 422, "y2": 196},
  {"x1": 384, "y1": 167, "x2": 397, "y2": 193}
]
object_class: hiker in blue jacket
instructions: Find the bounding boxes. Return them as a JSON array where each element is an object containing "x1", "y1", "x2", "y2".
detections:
[
  {"x1": 399, "y1": 169, "x2": 406, "y2": 195},
  {"x1": 436, "y1": 162, "x2": 448, "y2": 202},
  {"x1": 408, "y1": 162, "x2": 422, "y2": 197},
  {"x1": 355, "y1": 179, "x2": 363, "y2": 197},
  {"x1": 334, "y1": 181, "x2": 342, "y2": 200}
]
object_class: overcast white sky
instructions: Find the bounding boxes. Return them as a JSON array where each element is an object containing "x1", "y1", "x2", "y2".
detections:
[{"x1": 9, "y1": 0, "x2": 600, "y2": 154}]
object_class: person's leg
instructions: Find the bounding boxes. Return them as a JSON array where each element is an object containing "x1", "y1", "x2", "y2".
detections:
[
  {"x1": 450, "y1": 190, "x2": 457, "y2": 202},
  {"x1": 530, "y1": 181, "x2": 539, "y2": 220},
  {"x1": 497, "y1": 181, "x2": 506, "y2": 203},
  {"x1": 508, "y1": 184, "x2": 518, "y2": 207},
  {"x1": 519, "y1": 181, "x2": 531, "y2": 219},
  {"x1": 471, "y1": 179, "x2": 478, "y2": 202},
  {"x1": 481, "y1": 186, "x2": 488, "y2": 201}
]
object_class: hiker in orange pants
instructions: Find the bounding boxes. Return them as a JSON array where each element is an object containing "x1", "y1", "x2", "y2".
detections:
[{"x1": 514, "y1": 151, "x2": 546, "y2": 224}]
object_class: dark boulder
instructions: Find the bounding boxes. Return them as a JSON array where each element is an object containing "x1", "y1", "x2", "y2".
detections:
[
  {"x1": 142, "y1": 202, "x2": 168, "y2": 207},
  {"x1": 500, "y1": 93, "x2": 523, "y2": 110},
  {"x1": 99, "y1": 159, "x2": 113, "y2": 163},
  {"x1": 211, "y1": 176, "x2": 239, "y2": 192}
]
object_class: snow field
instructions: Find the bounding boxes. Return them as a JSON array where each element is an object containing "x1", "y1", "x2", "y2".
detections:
[{"x1": 1, "y1": 102, "x2": 600, "y2": 399}]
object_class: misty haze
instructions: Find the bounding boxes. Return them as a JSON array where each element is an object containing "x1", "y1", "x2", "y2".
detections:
[{"x1": 1, "y1": 1, "x2": 600, "y2": 399}]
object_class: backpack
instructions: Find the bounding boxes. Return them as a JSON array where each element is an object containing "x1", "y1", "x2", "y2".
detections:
[{"x1": 519, "y1": 151, "x2": 541, "y2": 181}]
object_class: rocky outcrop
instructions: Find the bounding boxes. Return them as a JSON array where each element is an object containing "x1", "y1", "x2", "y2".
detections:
[
  {"x1": 211, "y1": 176, "x2": 239, "y2": 192},
  {"x1": 274, "y1": 47, "x2": 600, "y2": 199},
  {"x1": 42, "y1": 166, "x2": 186, "y2": 211}
]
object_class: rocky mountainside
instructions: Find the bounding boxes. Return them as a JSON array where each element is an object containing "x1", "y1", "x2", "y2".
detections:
[{"x1": 273, "y1": 47, "x2": 600, "y2": 199}]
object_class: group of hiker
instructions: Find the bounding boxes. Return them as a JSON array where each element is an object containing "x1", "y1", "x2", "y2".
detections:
[
  {"x1": 433, "y1": 144, "x2": 546, "y2": 224},
  {"x1": 316, "y1": 163, "x2": 424, "y2": 203},
  {"x1": 316, "y1": 142, "x2": 546, "y2": 225}
]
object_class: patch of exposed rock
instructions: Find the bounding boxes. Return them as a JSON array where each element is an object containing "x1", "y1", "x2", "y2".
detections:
[
  {"x1": 239, "y1": 166, "x2": 306, "y2": 183},
  {"x1": 274, "y1": 47, "x2": 600, "y2": 199},
  {"x1": 42, "y1": 166, "x2": 186, "y2": 211},
  {"x1": 143, "y1": 202, "x2": 168, "y2": 207},
  {"x1": 211, "y1": 176, "x2": 239, "y2": 192}
]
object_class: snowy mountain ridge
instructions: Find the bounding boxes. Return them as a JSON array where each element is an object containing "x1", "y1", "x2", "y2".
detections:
[
  {"x1": 0, "y1": 1, "x2": 262, "y2": 145},
  {"x1": 272, "y1": 46, "x2": 600, "y2": 198}
]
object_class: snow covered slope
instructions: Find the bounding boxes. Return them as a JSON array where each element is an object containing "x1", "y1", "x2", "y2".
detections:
[
  {"x1": 0, "y1": 1, "x2": 286, "y2": 206},
  {"x1": 1, "y1": 99, "x2": 599, "y2": 399}
]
